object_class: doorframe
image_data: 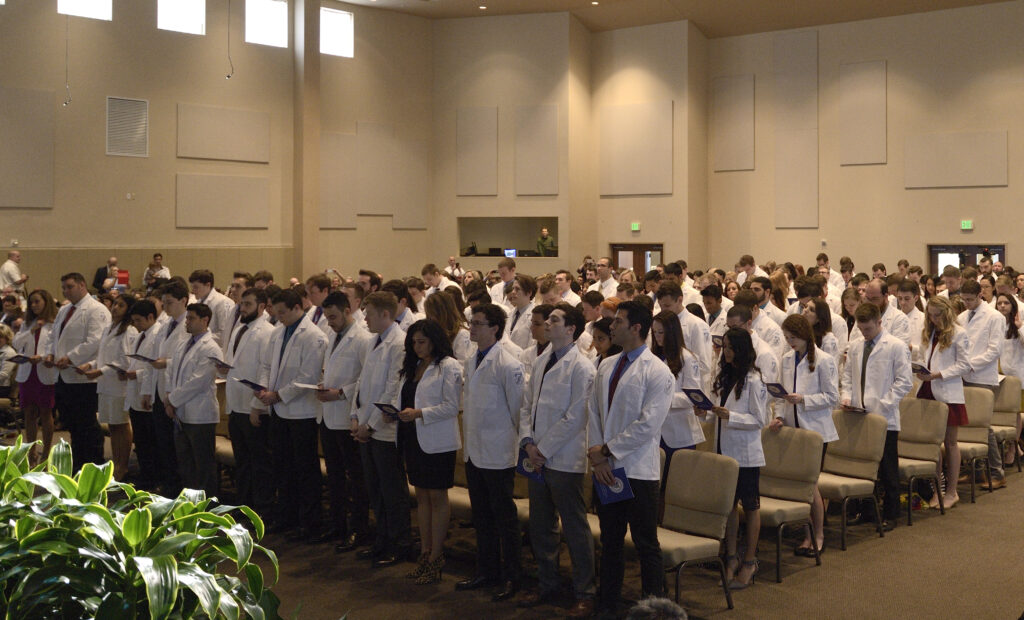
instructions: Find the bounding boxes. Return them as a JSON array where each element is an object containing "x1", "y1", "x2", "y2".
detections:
[{"x1": 609, "y1": 243, "x2": 664, "y2": 274}]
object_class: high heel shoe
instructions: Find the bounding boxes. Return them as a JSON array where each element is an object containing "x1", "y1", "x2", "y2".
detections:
[
  {"x1": 720, "y1": 554, "x2": 739, "y2": 585},
  {"x1": 943, "y1": 493, "x2": 959, "y2": 509},
  {"x1": 415, "y1": 553, "x2": 445, "y2": 585},
  {"x1": 728, "y1": 559, "x2": 758, "y2": 590},
  {"x1": 406, "y1": 552, "x2": 430, "y2": 579}
]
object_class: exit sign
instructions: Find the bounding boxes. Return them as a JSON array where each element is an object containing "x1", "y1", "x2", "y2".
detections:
[
  {"x1": 631, "y1": 222, "x2": 640, "y2": 232},
  {"x1": 961, "y1": 219, "x2": 974, "y2": 231}
]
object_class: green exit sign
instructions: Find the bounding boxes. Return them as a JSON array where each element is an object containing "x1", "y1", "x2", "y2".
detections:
[
  {"x1": 631, "y1": 222, "x2": 640, "y2": 232},
  {"x1": 961, "y1": 219, "x2": 974, "y2": 231}
]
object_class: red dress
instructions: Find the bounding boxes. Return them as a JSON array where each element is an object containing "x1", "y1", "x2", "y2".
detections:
[
  {"x1": 916, "y1": 333, "x2": 968, "y2": 426},
  {"x1": 18, "y1": 329, "x2": 55, "y2": 410}
]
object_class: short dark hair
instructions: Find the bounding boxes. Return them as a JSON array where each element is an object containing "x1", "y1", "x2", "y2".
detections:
[
  {"x1": 733, "y1": 289, "x2": 758, "y2": 310},
  {"x1": 701, "y1": 284, "x2": 723, "y2": 300},
  {"x1": 129, "y1": 299, "x2": 157, "y2": 320},
  {"x1": 364, "y1": 291, "x2": 398, "y2": 317},
  {"x1": 897, "y1": 280, "x2": 920, "y2": 296},
  {"x1": 871, "y1": 262, "x2": 887, "y2": 273},
  {"x1": 160, "y1": 281, "x2": 189, "y2": 301},
  {"x1": 233, "y1": 271, "x2": 255, "y2": 287},
  {"x1": 514, "y1": 274, "x2": 537, "y2": 299},
  {"x1": 662, "y1": 262, "x2": 682, "y2": 277},
  {"x1": 271, "y1": 289, "x2": 303, "y2": 310},
  {"x1": 960, "y1": 279, "x2": 981, "y2": 295},
  {"x1": 322, "y1": 291, "x2": 351, "y2": 311},
  {"x1": 188, "y1": 269, "x2": 214, "y2": 286},
  {"x1": 616, "y1": 300, "x2": 653, "y2": 339},
  {"x1": 751, "y1": 276, "x2": 772, "y2": 292},
  {"x1": 816, "y1": 252, "x2": 829, "y2": 263},
  {"x1": 254, "y1": 270, "x2": 274, "y2": 284},
  {"x1": 855, "y1": 303, "x2": 881, "y2": 322},
  {"x1": 153, "y1": 252, "x2": 163, "y2": 260},
  {"x1": 187, "y1": 302, "x2": 212, "y2": 321},
  {"x1": 242, "y1": 287, "x2": 268, "y2": 305},
  {"x1": 531, "y1": 303, "x2": 555, "y2": 320},
  {"x1": 656, "y1": 281, "x2": 683, "y2": 301},
  {"x1": 554, "y1": 302, "x2": 585, "y2": 341},
  {"x1": 738, "y1": 254, "x2": 755, "y2": 267},
  {"x1": 421, "y1": 263, "x2": 441, "y2": 277},
  {"x1": 473, "y1": 303, "x2": 508, "y2": 336},
  {"x1": 581, "y1": 291, "x2": 604, "y2": 307},
  {"x1": 381, "y1": 279, "x2": 415, "y2": 311},
  {"x1": 643, "y1": 270, "x2": 661, "y2": 284},
  {"x1": 726, "y1": 304, "x2": 752, "y2": 323},
  {"x1": 61, "y1": 272, "x2": 86, "y2": 285},
  {"x1": 306, "y1": 274, "x2": 331, "y2": 291}
]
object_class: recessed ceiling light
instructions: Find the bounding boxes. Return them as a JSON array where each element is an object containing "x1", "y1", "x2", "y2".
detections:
[
  {"x1": 479, "y1": 5, "x2": 487, "y2": 9},
  {"x1": 591, "y1": 1, "x2": 599, "y2": 4}
]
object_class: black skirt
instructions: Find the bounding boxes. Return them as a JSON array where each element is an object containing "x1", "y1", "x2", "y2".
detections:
[{"x1": 398, "y1": 376, "x2": 455, "y2": 490}]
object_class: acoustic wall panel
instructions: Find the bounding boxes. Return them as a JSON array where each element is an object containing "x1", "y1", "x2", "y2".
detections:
[
  {"x1": 177, "y1": 103, "x2": 271, "y2": 163},
  {"x1": 773, "y1": 30, "x2": 818, "y2": 228},
  {"x1": 175, "y1": 174, "x2": 269, "y2": 228},
  {"x1": 319, "y1": 131, "x2": 357, "y2": 229},
  {"x1": 839, "y1": 60, "x2": 887, "y2": 165},
  {"x1": 598, "y1": 101, "x2": 673, "y2": 196},
  {"x1": 355, "y1": 121, "x2": 429, "y2": 229},
  {"x1": 515, "y1": 104, "x2": 559, "y2": 196},
  {"x1": 0, "y1": 86, "x2": 54, "y2": 209},
  {"x1": 456, "y1": 107, "x2": 498, "y2": 196},
  {"x1": 711, "y1": 75, "x2": 755, "y2": 172},
  {"x1": 905, "y1": 131, "x2": 1007, "y2": 188}
]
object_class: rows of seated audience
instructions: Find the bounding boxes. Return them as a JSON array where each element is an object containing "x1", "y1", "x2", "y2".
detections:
[{"x1": 1, "y1": 249, "x2": 1022, "y2": 619}]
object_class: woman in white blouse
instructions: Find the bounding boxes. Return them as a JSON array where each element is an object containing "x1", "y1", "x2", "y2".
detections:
[
  {"x1": 650, "y1": 311, "x2": 704, "y2": 486},
  {"x1": 397, "y1": 319, "x2": 463, "y2": 585},
  {"x1": 13, "y1": 289, "x2": 59, "y2": 465},
  {"x1": 708, "y1": 327, "x2": 768, "y2": 590},
  {"x1": 424, "y1": 291, "x2": 472, "y2": 362},
  {"x1": 771, "y1": 314, "x2": 838, "y2": 555},
  {"x1": 996, "y1": 293, "x2": 1024, "y2": 466},
  {"x1": 914, "y1": 296, "x2": 971, "y2": 509},
  {"x1": 80, "y1": 294, "x2": 137, "y2": 481}
]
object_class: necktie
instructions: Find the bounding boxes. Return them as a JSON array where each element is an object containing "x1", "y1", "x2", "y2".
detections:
[
  {"x1": 969, "y1": 309, "x2": 977, "y2": 323},
  {"x1": 476, "y1": 349, "x2": 486, "y2": 367},
  {"x1": 135, "y1": 332, "x2": 146, "y2": 353},
  {"x1": 860, "y1": 339, "x2": 875, "y2": 404},
  {"x1": 233, "y1": 324, "x2": 249, "y2": 355},
  {"x1": 533, "y1": 352, "x2": 561, "y2": 433},
  {"x1": 510, "y1": 309, "x2": 521, "y2": 332},
  {"x1": 165, "y1": 319, "x2": 178, "y2": 340},
  {"x1": 59, "y1": 305, "x2": 76, "y2": 337},
  {"x1": 374, "y1": 335, "x2": 383, "y2": 349},
  {"x1": 607, "y1": 354, "x2": 629, "y2": 407},
  {"x1": 332, "y1": 330, "x2": 343, "y2": 352},
  {"x1": 175, "y1": 337, "x2": 198, "y2": 384},
  {"x1": 313, "y1": 306, "x2": 323, "y2": 325}
]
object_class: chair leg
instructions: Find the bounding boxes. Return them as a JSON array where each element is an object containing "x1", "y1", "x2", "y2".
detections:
[
  {"x1": 906, "y1": 476, "x2": 915, "y2": 526},
  {"x1": 775, "y1": 523, "x2": 783, "y2": 583},
  {"x1": 839, "y1": 497, "x2": 849, "y2": 551},
  {"x1": 984, "y1": 457, "x2": 993, "y2": 493},
  {"x1": 808, "y1": 522, "x2": 821, "y2": 566},
  {"x1": 969, "y1": 457, "x2": 977, "y2": 503},
  {"x1": 872, "y1": 494, "x2": 884, "y2": 538},
  {"x1": 716, "y1": 557, "x2": 734, "y2": 610}
]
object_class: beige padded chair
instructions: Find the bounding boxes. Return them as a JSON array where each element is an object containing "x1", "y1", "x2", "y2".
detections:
[
  {"x1": 758, "y1": 426, "x2": 824, "y2": 582},
  {"x1": 659, "y1": 449, "x2": 739, "y2": 611},
  {"x1": 992, "y1": 377, "x2": 1022, "y2": 473},
  {"x1": 817, "y1": 410, "x2": 888, "y2": 550},
  {"x1": 693, "y1": 417, "x2": 716, "y2": 453},
  {"x1": 897, "y1": 397, "x2": 947, "y2": 525},
  {"x1": 0, "y1": 380, "x2": 20, "y2": 440},
  {"x1": 213, "y1": 411, "x2": 235, "y2": 468},
  {"x1": 959, "y1": 387, "x2": 994, "y2": 503}
]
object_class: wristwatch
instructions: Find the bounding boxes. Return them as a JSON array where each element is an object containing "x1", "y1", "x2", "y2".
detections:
[{"x1": 600, "y1": 444, "x2": 612, "y2": 458}]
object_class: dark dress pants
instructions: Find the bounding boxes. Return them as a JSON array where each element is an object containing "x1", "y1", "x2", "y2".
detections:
[
  {"x1": 465, "y1": 459, "x2": 521, "y2": 583},
  {"x1": 129, "y1": 408, "x2": 158, "y2": 489},
  {"x1": 54, "y1": 378, "x2": 104, "y2": 472},
  {"x1": 360, "y1": 437, "x2": 411, "y2": 555},
  {"x1": 320, "y1": 421, "x2": 369, "y2": 538},
  {"x1": 152, "y1": 396, "x2": 182, "y2": 495},
  {"x1": 595, "y1": 478, "x2": 664, "y2": 612},
  {"x1": 270, "y1": 414, "x2": 322, "y2": 531},
  {"x1": 228, "y1": 411, "x2": 275, "y2": 517}
]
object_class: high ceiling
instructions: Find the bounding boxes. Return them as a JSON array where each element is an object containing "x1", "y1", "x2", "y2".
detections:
[{"x1": 340, "y1": 0, "x2": 1008, "y2": 37}]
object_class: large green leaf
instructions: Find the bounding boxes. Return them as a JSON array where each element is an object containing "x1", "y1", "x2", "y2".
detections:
[
  {"x1": 133, "y1": 555, "x2": 179, "y2": 620},
  {"x1": 254, "y1": 544, "x2": 280, "y2": 586},
  {"x1": 23, "y1": 471, "x2": 79, "y2": 499},
  {"x1": 224, "y1": 524, "x2": 253, "y2": 569},
  {"x1": 122, "y1": 508, "x2": 153, "y2": 549},
  {"x1": 176, "y1": 563, "x2": 223, "y2": 618},
  {"x1": 238, "y1": 505, "x2": 265, "y2": 540},
  {"x1": 145, "y1": 532, "x2": 200, "y2": 558},
  {"x1": 244, "y1": 564, "x2": 264, "y2": 598},
  {"x1": 47, "y1": 440, "x2": 73, "y2": 477},
  {"x1": 95, "y1": 592, "x2": 133, "y2": 620},
  {"x1": 76, "y1": 461, "x2": 114, "y2": 504},
  {"x1": 19, "y1": 527, "x2": 92, "y2": 554},
  {"x1": 71, "y1": 504, "x2": 121, "y2": 547}
]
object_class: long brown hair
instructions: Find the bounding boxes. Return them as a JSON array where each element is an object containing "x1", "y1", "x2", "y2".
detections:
[
  {"x1": 651, "y1": 310, "x2": 687, "y2": 378},
  {"x1": 923, "y1": 296, "x2": 957, "y2": 351},
  {"x1": 24, "y1": 289, "x2": 57, "y2": 331},
  {"x1": 423, "y1": 291, "x2": 467, "y2": 345},
  {"x1": 781, "y1": 314, "x2": 817, "y2": 371}
]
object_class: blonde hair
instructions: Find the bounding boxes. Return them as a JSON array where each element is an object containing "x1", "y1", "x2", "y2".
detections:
[
  {"x1": 924, "y1": 296, "x2": 957, "y2": 351},
  {"x1": 0, "y1": 323, "x2": 13, "y2": 344}
]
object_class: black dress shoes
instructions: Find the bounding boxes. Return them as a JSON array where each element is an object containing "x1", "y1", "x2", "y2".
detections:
[
  {"x1": 455, "y1": 575, "x2": 500, "y2": 591},
  {"x1": 492, "y1": 580, "x2": 518, "y2": 602},
  {"x1": 335, "y1": 532, "x2": 365, "y2": 553}
]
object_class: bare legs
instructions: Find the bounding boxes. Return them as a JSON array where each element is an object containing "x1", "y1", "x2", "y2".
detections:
[
  {"x1": 725, "y1": 507, "x2": 760, "y2": 585},
  {"x1": 800, "y1": 487, "x2": 826, "y2": 550},
  {"x1": 414, "y1": 487, "x2": 450, "y2": 562},
  {"x1": 23, "y1": 404, "x2": 54, "y2": 466},
  {"x1": 941, "y1": 425, "x2": 960, "y2": 507},
  {"x1": 108, "y1": 422, "x2": 133, "y2": 481}
]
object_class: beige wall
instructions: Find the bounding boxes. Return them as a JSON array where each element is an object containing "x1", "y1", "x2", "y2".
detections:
[{"x1": 707, "y1": 1, "x2": 1024, "y2": 273}]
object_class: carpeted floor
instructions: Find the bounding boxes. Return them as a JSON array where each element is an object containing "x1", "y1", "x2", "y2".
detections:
[{"x1": 264, "y1": 470, "x2": 1024, "y2": 620}]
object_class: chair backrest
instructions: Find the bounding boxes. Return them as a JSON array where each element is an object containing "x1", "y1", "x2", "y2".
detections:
[
  {"x1": 992, "y1": 376, "x2": 1022, "y2": 427},
  {"x1": 693, "y1": 418, "x2": 716, "y2": 453},
  {"x1": 215, "y1": 412, "x2": 230, "y2": 438},
  {"x1": 961, "y1": 387, "x2": 994, "y2": 444},
  {"x1": 897, "y1": 397, "x2": 947, "y2": 463},
  {"x1": 454, "y1": 448, "x2": 468, "y2": 487},
  {"x1": 822, "y1": 410, "x2": 888, "y2": 481},
  {"x1": 662, "y1": 449, "x2": 739, "y2": 540},
  {"x1": 759, "y1": 426, "x2": 823, "y2": 504}
]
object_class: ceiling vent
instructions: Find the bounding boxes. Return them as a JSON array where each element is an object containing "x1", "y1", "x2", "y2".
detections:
[{"x1": 107, "y1": 96, "x2": 149, "y2": 157}]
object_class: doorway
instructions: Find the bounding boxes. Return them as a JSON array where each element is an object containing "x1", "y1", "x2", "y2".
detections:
[
  {"x1": 609, "y1": 243, "x2": 663, "y2": 275},
  {"x1": 927, "y1": 244, "x2": 1005, "y2": 275}
]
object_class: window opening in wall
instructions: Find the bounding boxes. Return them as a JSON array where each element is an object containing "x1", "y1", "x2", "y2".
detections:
[
  {"x1": 246, "y1": 0, "x2": 288, "y2": 48},
  {"x1": 320, "y1": 7, "x2": 353, "y2": 58},
  {"x1": 58, "y1": 0, "x2": 112, "y2": 21},
  {"x1": 158, "y1": 0, "x2": 206, "y2": 35}
]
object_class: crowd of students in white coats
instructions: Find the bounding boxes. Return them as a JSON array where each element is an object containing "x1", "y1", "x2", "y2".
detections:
[{"x1": 3, "y1": 251, "x2": 1023, "y2": 619}]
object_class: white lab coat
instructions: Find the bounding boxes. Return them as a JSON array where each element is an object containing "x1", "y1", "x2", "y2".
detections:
[
  {"x1": 452, "y1": 328, "x2": 473, "y2": 362},
  {"x1": 305, "y1": 305, "x2": 332, "y2": 336},
  {"x1": 1000, "y1": 330, "x2": 1024, "y2": 384},
  {"x1": 918, "y1": 327, "x2": 970, "y2": 405},
  {"x1": 777, "y1": 347, "x2": 839, "y2": 443},
  {"x1": 751, "y1": 331, "x2": 781, "y2": 384},
  {"x1": 197, "y1": 288, "x2": 237, "y2": 349},
  {"x1": 752, "y1": 312, "x2": 787, "y2": 362},
  {"x1": 320, "y1": 321, "x2": 371, "y2": 430},
  {"x1": 261, "y1": 316, "x2": 328, "y2": 420},
  {"x1": 761, "y1": 302, "x2": 788, "y2": 327},
  {"x1": 462, "y1": 341, "x2": 526, "y2": 469},
  {"x1": 518, "y1": 345, "x2": 595, "y2": 474},
  {"x1": 588, "y1": 278, "x2": 618, "y2": 300},
  {"x1": 710, "y1": 369, "x2": 769, "y2": 468},
  {"x1": 14, "y1": 323, "x2": 58, "y2": 385},
  {"x1": 166, "y1": 332, "x2": 221, "y2": 424},
  {"x1": 677, "y1": 310, "x2": 713, "y2": 388},
  {"x1": 905, "y1": 307, "x2": 925, "y2": 359},
  {"x1": 958, "y1": 304, "x2": 1004, "y2": 386},
  {"x1": 125, "y1": 322, "x2": 161, "y2": 412},
  {"x1": 519, "y1": 342, "x2": 547, "y2": 380},
  {"x1": 841, "y1": 332, "x2": 913, "y2": 431},
  {"x1": 410, "y1": 356, "x2": 463, "y2": 454},
  {"x1": 156, "y1": 313, "x2": 189, "y2": 402},
  {"x1": 561, "y1": 290, "x2": 582, "y2": 307},
  {"x1": 94, "y1": 324, "x2": 136, "y2": 397},
  {"x1": 224, "y1": 316, "x2": 276, "y2": 415},
  {"x1": 50, "y1": 295, "x2": 110, "y2": 384},
  {"x1": 587, "y1": 347, "x2": 674, "y2": 481},
  {"x1": 504, "y1": 302, "x2": 536, "y2": 351},
  {"x1": 661, "y1": 348, "x2": 706, "y2": 449},
  {"x1": 353, "y1": 323, "x2": 406, "y2": 442}
]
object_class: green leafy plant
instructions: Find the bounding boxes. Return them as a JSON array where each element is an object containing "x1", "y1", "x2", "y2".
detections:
[{"x1": 0, "y1": 438, "x2": 281, "y2": 619}]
